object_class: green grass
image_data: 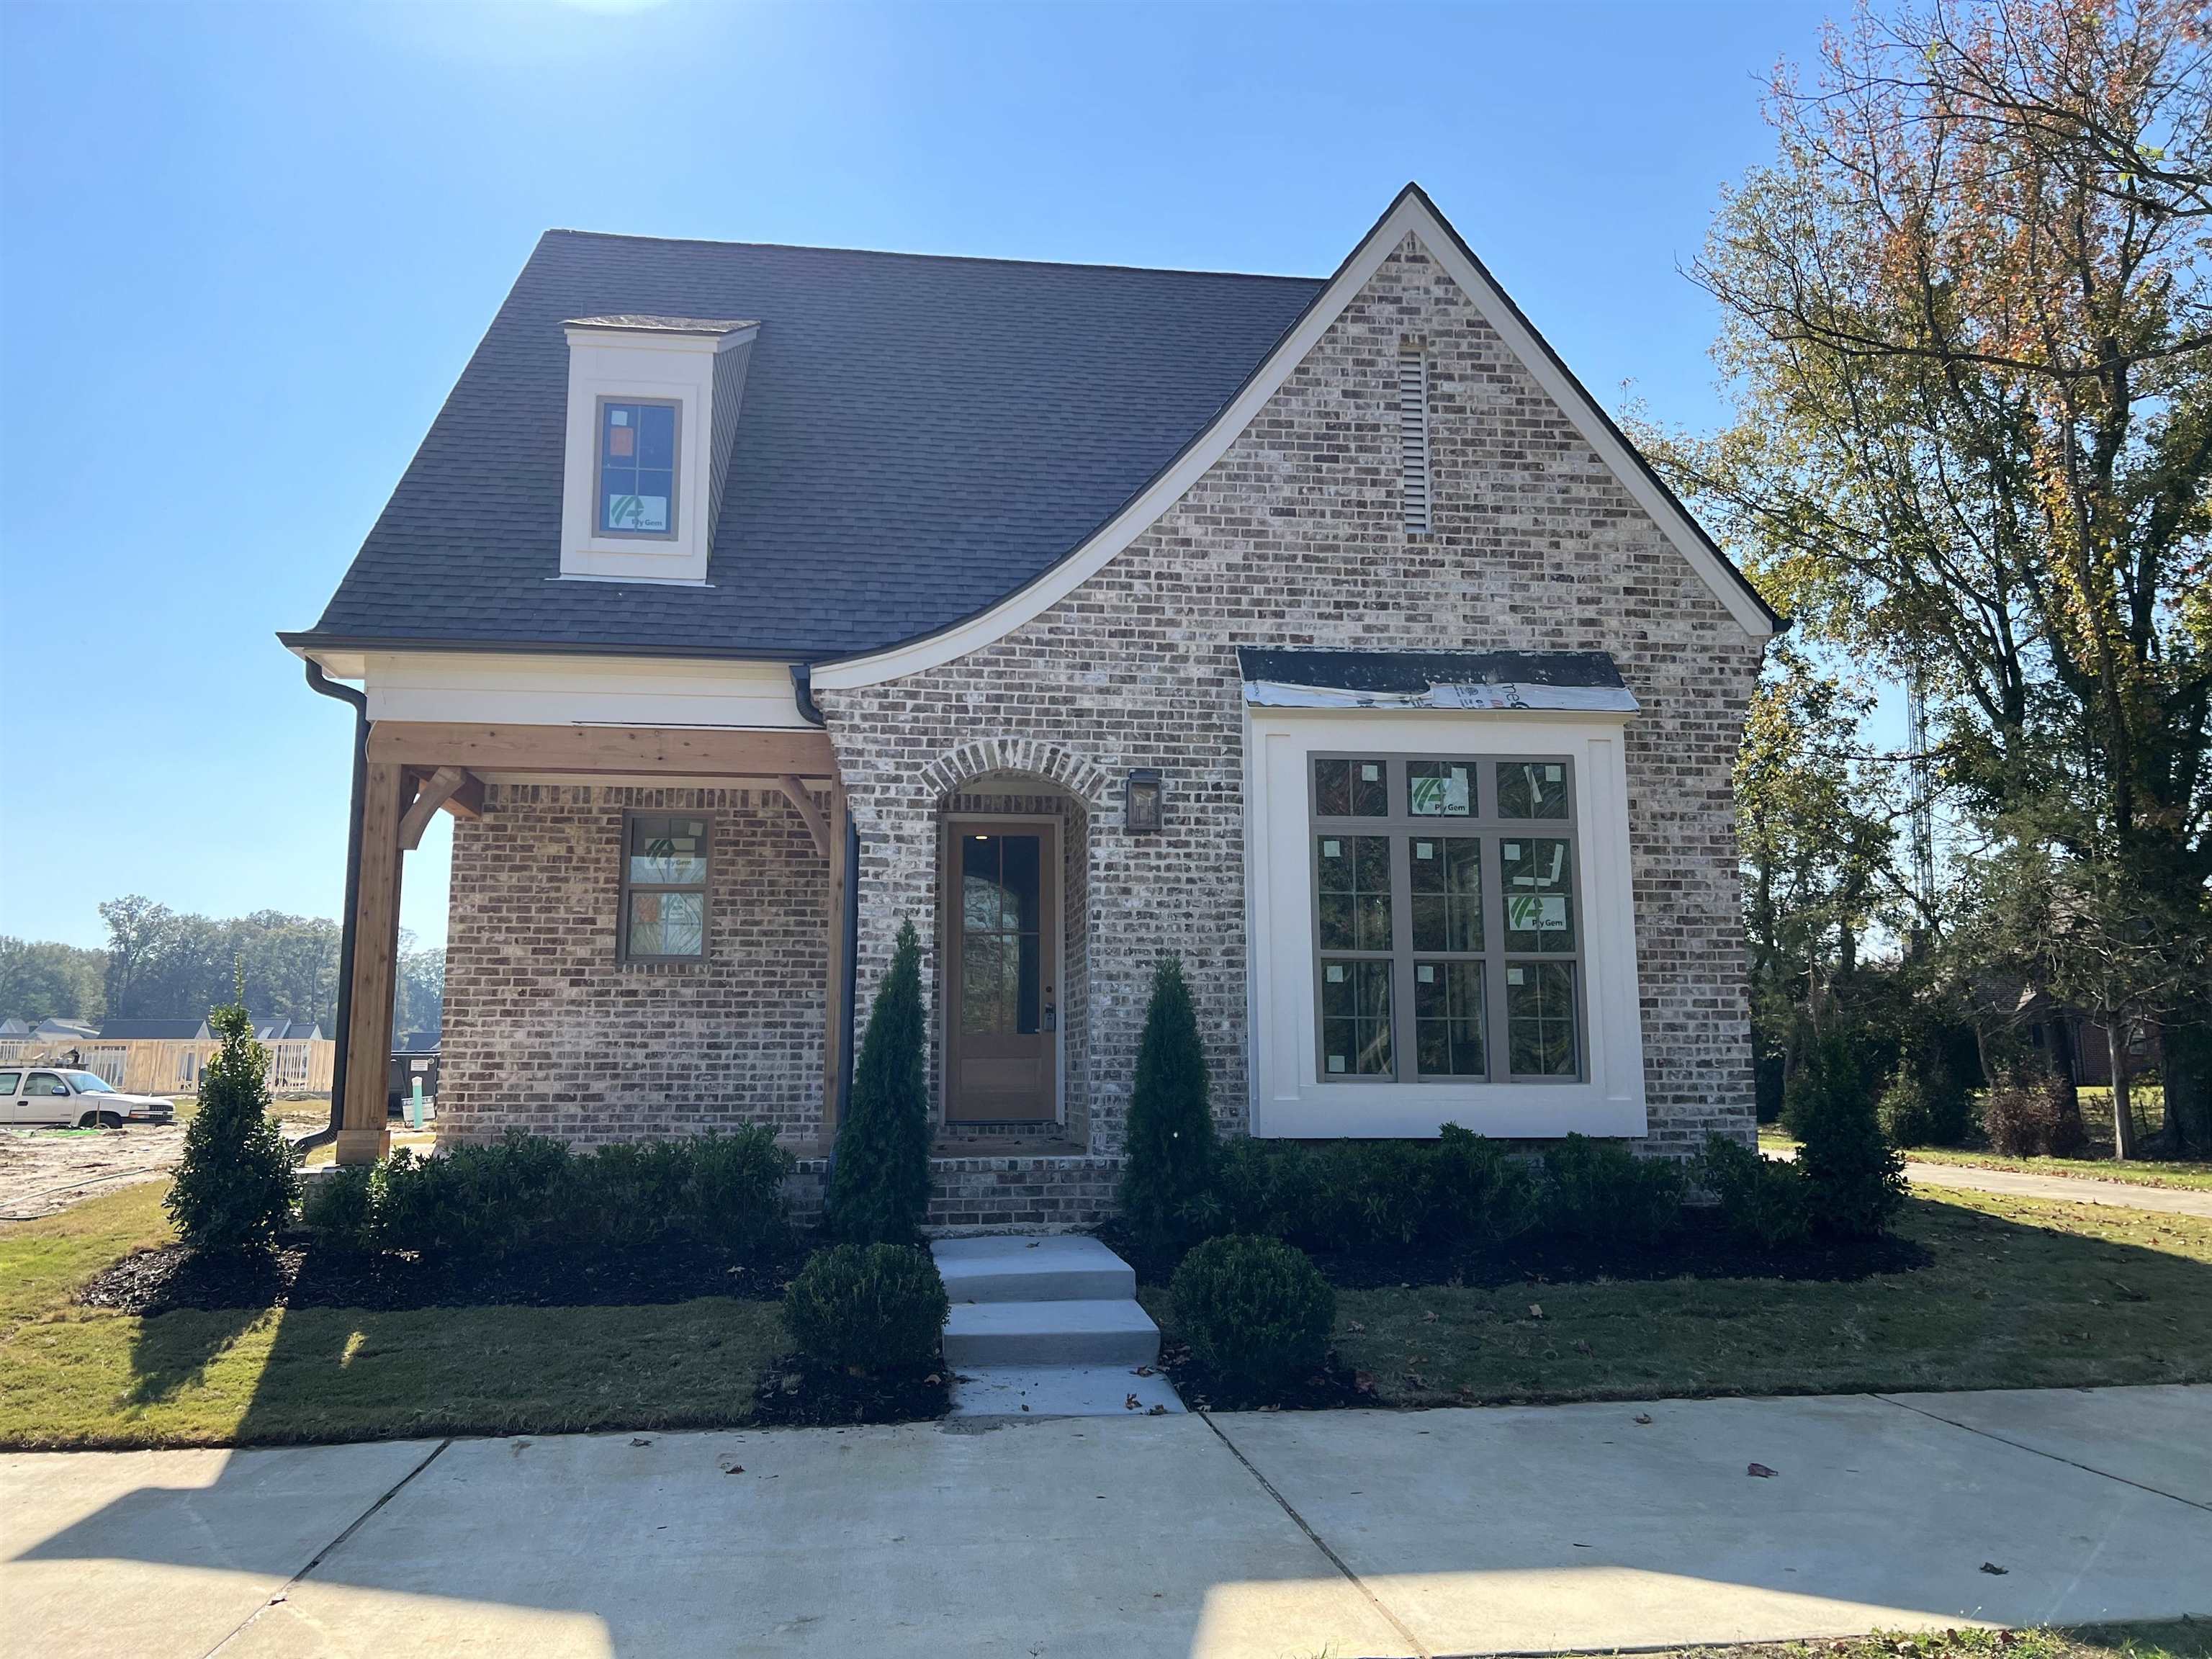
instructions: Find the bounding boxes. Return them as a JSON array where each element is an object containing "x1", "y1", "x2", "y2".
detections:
[
  {"x1": 0, "y1": 1182, "x2": 786, "y2": 1449},
  {"x1": 1898, "y1": 1146, "x2": 2212, "y2": 1192},
  {"x1": 1145, "y1": 1190, "x2": 2212, "y2": 1408},
  {"x1": 1625, "y1": 1621, "x2": 2208, "y2": 1659}
]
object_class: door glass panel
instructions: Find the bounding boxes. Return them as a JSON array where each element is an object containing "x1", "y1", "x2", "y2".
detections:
[{"x1": 959, "y1": 832, "x2": 1044, "y2": 1037}]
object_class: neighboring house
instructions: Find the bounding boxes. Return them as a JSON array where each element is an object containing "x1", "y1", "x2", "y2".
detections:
[
  {"x1": 198, "y1": 1016, "x2": 325, "y2": 1043},
  {"x1": 32, "y1": 1017, "x2": 98, "y2": 1043},
  {"x1": 282, "y1": 184, "x2": 1781, "y2": 1218},
  {"x1": 0, "y1": 1019, "x2": 31, "y2": 1038},
  {"x1": 94, "y1": 1018, "x2": 205, "y2": 1041}
]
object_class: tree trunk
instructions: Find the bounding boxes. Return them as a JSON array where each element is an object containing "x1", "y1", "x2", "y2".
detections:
[
  {"x1": 2158, "y1": 1017, "x2": 2212, "y2": 1157},
  {"x1": 2108, "y1": 1017, "x2": 2137, "y2": 1162},
  {"x1": 2045, "y1": 1015, "x2": 2086, "y2": 1146}
]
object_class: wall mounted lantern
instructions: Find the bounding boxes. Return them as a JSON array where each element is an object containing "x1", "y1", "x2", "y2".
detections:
[{"x1": 1125, "y1": 768, "x2": 1163, "y2": 835}]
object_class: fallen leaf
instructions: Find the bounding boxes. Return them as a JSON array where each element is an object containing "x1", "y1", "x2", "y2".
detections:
[
  {"x1": 1633, "y1": 1413, "x2": 1653, "y2": 1425},
  {"x1": 1353, "y1": 1370, "x2": 1377, "y2": 1394},
  {"x1": 1347, "y1": 1321, "x2": 1367, "y2": 1334},
  {"x1": 724, "y1": 1465, "x2": 745, "y2": 1475},
  {"x1": 1422, "y1": 1310, "x2": 1439, "y2": 1323},
  {"x1": 1980, "y1": 1562, "x2": 2009, "y2": 1575},
  {"x1": 1125, "y1": 1393, "x2": 1141, "y2": 1411},
  {"x1": 1528, "y1": 1303, "x2": 1545, "y2": 1320},
  {"x1": 1747, "y1": 1462, "x2": 1778, "y2": 1478},
  {"x1": 629, "y1": 1437, "x2": 652, "y2": 1448},
  {"x1": 1133, "y1": 1365, "x2": 1156, "y2": 1377},
  {"x1": 1147, "y1": 1404, "x2": 1168, "y2": 1416}
]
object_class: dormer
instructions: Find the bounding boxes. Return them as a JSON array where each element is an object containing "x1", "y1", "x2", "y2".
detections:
[{"x1": 559, "y1": 315, "x2": 758, "y2": 584}]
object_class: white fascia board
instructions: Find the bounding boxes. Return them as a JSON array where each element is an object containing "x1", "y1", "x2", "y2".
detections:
[
  {"x1": 359, "y1": 651, "x2": 808, "y2": 729},
  {"x1": 813, "y1": 192, "x2": 1771, "y2": 693}
]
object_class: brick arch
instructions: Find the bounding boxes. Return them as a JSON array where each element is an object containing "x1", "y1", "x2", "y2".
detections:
[{"x1": 919, "y1": 737, "x2": 1113, "y2": 811}]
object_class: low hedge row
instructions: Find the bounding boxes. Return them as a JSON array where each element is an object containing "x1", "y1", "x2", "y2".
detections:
[{"x1": 302, "y1": 1128, "x2": 795, "y2": 1262}]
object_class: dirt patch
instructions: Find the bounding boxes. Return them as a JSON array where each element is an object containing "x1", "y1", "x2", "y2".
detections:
[
  {"x1": 80, "y1": 1235, "x2": 804, "y2": 1314},
  {"x1": 0, "y1": 1125, "x2": 189, "y2": 1223},
  {"x1": 750, "y1": 1353, "x2": 952, "y2": 1426},
  {"x1": 1102, "y1": 1211, "x2": 1930, "y2": 1292}
]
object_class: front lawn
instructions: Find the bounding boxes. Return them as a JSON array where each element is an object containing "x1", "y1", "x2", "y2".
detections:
[
  {"x1": 0, "y1": 1182, "x2": 783, "y2": 1449},
  {"x1": 1758, "y1": 1120, "x2": 2212, "y2": 1192},
  {"x1": 1145, "y1": 1189, "x2": 2212, "y2": 1408}
]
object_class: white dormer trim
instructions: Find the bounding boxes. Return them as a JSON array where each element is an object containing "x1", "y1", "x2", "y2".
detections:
[
  {"x1": 559, "y1": 320, "x2": 758, "y2": 585},
  {"x1": 811, "y1": 186, "x2": 1776, "y2": 691}
]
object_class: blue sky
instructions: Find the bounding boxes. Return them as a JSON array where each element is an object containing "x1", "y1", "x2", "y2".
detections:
[{"x1": 0, "y1": 0, "x2": 1835, "y2": 952}]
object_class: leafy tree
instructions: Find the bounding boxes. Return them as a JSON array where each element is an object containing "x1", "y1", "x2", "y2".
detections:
[
  {"x1": 0, "y1": 936, "x2": 107, "y2": 1025},
  {"x1": 827, "y1": 920, "x2": 932, "y2": 1244},
  {"x1": 1658, "y1": 0, "x2": 2212, "y2": 1151},
  {"x1": 1118, "y1": 957, "x2": 1218, "y2": 1244},
  {"x1": 166, "y1": 1000, "x2": 300, "y2": 1254},
  {"x1": 1735, "y1": 646, "x2": 1904, "y2": 1110},
  {"x1": 1795, "y1": 1025, "x2": 1908, "y2": 1237}
]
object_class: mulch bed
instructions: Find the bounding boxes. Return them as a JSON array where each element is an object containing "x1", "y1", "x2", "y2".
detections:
[
  {"x1": 1156, "y1": 1341, "x2": 1371, "y2": 1413},
  {"x1": 1101, "y1": 1212, "x2": 1930, "y2": 1293},
  {"x1": 750, "y1": 1353, "x2": 952, "y2": 1426},
  {"x1": 79, "y1": 1232, "x2": 803, "y2": 1315}
]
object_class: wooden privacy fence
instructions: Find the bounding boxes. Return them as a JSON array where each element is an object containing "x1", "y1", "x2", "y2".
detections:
[{"x1": 0, "y1": 1038, "x2": 334, "y2": 1097}]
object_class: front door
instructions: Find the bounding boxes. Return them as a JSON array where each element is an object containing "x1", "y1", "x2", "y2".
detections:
[{"x1": 945, "y1": 821, "x2": 1058, "y2": 1123}]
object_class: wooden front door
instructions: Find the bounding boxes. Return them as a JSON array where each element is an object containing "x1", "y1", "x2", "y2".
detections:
[{"x1": 945, "y1": 820, "x2": 1058, "y2": 1123}]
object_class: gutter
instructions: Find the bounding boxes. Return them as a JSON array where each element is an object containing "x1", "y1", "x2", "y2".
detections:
[{"x1": 299, "y1": 660, "x2": 369, "y2": 1154}]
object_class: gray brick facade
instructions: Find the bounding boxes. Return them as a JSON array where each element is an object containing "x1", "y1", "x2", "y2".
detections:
[
  {"x1": 439, "y1": 783, "x2": 830, "y2": 1146},
  {"x1": 815, "y1": 233, "x2": 1765, "y2": 1160}
]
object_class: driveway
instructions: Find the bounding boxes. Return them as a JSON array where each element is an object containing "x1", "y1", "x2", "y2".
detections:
[
  {"x1": 0, "y1": 1125, "x2": 189, "y2": 1222},
  {"x1": 1763, "y1": 1141, "x2": 2212, "y2": 1220},
  {"x1": 4, "y1": 1384, "x2": 2207, "y2": 1658}
]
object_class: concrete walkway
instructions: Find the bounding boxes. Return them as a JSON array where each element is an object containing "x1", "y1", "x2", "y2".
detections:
[
  {"x1": 1902, "y1": 1160, "x2": 2212, "y2": 1218},
  {"x1": 5, "y1": 1384, "x2": 2207, "y2": 1658}
]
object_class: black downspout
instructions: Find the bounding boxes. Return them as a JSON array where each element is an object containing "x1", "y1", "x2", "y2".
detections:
[
  {"x1": 300, "y1": 660, "x2": 368, "y2": 1154},
  {"x1": 792, "y1": 663, "x2": 860, "y2": 1175}
]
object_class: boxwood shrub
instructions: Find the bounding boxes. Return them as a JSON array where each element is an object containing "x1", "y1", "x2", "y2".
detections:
[
  {"x1": 1197, "y1": 1125, "x2": 1540, "y2": 1255},
  {"x1": 1542, "y1": 1133, "x2": 1685, "y2": 1247},
  {"x1": 783, "y1": 1242, "x2": 948, "y2": 1372},
  {"x1": 1171, "y1": 1233, "x2": 1336, "y2": 1393},
  {"x1": 1697, "y1": 1133, "x2": 1812, "y2": 1249}
]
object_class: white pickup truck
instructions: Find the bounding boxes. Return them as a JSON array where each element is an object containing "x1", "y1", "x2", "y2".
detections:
[{"x1": 2, "y1": 1067, "x2": 176, "y2": 1128}]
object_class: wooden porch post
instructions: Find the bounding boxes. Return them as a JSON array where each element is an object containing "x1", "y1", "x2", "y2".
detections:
[
  {"x1": 821, "y1": 778, "x2": 848, "y2": 1146},
  {"x1": 337, "y1": 759, "x2": 408, "y2": 1165}
]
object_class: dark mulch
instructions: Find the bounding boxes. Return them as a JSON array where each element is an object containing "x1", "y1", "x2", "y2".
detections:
[
  {"x1": 1156, "y1": 1340, "x2": 1370, "y2": 1413},
  {"x1": 749, "y1": 1353, "x2": 951, "y2": 1426},
  {"x1": 1100, "y1": 1211, "x2": 1930, "y2": 1293},
  {"x1": 80, "y1": 1232, "x2": 804, "y2": 1315}
]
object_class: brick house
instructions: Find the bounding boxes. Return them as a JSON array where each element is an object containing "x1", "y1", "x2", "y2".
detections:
[{"x1": 284, "y1": 184, "x2": 1780, "y2": 1226}]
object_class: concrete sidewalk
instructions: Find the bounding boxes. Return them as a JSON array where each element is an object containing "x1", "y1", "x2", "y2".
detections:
[{"x1": 4, "y1": 1385, "x2": 2206, "y2": 1659}]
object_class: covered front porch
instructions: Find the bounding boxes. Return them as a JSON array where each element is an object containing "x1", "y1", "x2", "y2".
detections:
[{"x1": 331, "y1": 721, "x2": 850, "y2": 1166}]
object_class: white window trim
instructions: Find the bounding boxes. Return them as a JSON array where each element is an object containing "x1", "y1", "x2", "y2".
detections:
[{"x1": 1244, "y1": 706, "x2": 1646, "y2": 1138}]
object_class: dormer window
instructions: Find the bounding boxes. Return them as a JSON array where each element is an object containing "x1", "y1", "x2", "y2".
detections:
[
  {"x1": 559, "y1": 315, "x2": 757, "y2": 584},
  {"x1": 597, "y1": 399, "x2": 679, "y2": 537}
]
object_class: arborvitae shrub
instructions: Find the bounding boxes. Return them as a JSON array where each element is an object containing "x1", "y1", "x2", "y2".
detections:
[
  {"x1": 827, "y1": 920, "x2": 932, "y2": 1244},
  {"x1": 1170, "y1": 1234, "x2": 1335, "y2": 1393},
  {"x1": 1876, "y1": 1061, "x2": 1974, "y2": 1149},
  {"x1": 1781, "y1": 1026, "x2": 1867, "y2": 1143},
  {"x1": 783, "y1": 1242, "x2": 948, "y2": 1372},
  {"x1": 1698, "y1": 1133, "x2": 1812, "y2": 1249},
  {"x1": 165, "y1": 1002, "x2": 299, "y2": 1254},
  {"x1": 1117, "y1": 958, "x2": 1218, "y2": 1245},
  {"x1": 1798, "y1": 1058, "x2": 1907, "y2": 1239}
]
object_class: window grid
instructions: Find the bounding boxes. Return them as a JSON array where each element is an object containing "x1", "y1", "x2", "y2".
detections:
[
  {"x1": 619, "y1": 809, "x2": 710, "y2": 963},
  {"x1": 1310, "y1": 754, "x2": 1583, "y2": 1084}
]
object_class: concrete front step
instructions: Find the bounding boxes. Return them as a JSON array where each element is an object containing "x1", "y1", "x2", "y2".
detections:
[
  {"x1": 948, "y1": 1364, "x2": 1185, "y2": 1419},
  {"x1": 930, "y1": 1235, "x2": 1136, "y2": 1304},
  {"x1": 941, "y1": 1298, "x2": 1161, "y2": 1368}
]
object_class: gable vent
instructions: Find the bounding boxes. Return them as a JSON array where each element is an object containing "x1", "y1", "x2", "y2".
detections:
[{"x1": 1398, "y1": 346, "x2": 1431, "y2": 534}]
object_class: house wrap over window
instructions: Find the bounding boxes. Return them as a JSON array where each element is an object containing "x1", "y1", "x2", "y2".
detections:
[
  {"x1": 1310, "y1": 754, "x2": 1583, "y2": 1084},
  {"x1": 621, "y1": 811, "x2": 709, "y2": 961}
]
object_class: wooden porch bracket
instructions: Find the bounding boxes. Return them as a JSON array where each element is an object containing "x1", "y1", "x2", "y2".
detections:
[
  {"x1": 777, "y1": 775, "x2": 832, "y2": 859},
  {"x1": 397, "y1": 766, "x2": 472, "y2": 850}
]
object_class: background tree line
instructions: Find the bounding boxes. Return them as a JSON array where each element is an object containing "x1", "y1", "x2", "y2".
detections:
[
  {"x1": 0, "y1": 897, "x2": 442, "y2": 1040},
  {"x1": 1653, "y1": 0, "x2": 2212, "y2": 1155}
]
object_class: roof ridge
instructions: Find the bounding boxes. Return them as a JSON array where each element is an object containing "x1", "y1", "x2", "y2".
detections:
[{"x1": 536, "y1": 226, "x2": 1324, "y2": 285}]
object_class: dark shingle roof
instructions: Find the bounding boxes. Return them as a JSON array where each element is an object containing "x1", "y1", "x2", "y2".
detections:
[
  {"x1": 94, "y1": 1018, "x2": 204, "y2": 1041},
  {"x1": 291, "y1": 232, "x2": 1326, "y2": 662}
]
